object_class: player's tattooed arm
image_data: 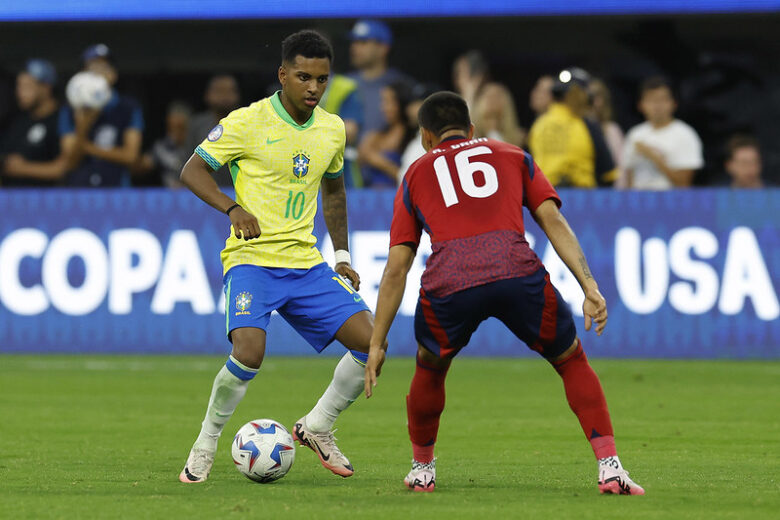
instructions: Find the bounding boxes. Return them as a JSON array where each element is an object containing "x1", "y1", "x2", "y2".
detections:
[
  {"x1": 533, "y1": 199, "x2": 607, "y2": 335},
  {"x1": 321, "y1": 175, "x2": 349, "y2": 251},
  {"x1": 579, "y1": 256, "x2": 594, "y2": 281},
  {"x1": 322, "y1": 175, "x2": 361, "y2": 289},
  {"x1": 532, "y1": 200, "x2": 599, "y2": 291}
]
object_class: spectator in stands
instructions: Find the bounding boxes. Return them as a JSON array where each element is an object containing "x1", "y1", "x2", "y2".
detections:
[
  {"x1": 528, "y1": 68, "x2": 615, "y2": 187},
  {"x1": 724, "y1": 135, "x2": 764, "y2": 188},
  {"x1": 320, "y1": 72, "x2": 364, "y2": 187},
  {"x1": 135, "y1": 102, "x2": 191, "y2": 188},
  {"x1": 588, "y1": 78, "x2": 624, "y2": 171},
  {"x1": 358, "y1": 81, "x2": 415, "y2": 187},
  {"x1": 59, "y1": 44, "x2": 144, "y2": 187},
  {"x1": 621, "y1": 76, "x2": 703, "y2": 189},
  {"x1": 1, "y1": 59, "x2": 66, "y2": 186},
  {"x1": 529, "y1": 74, "x2": 554, "y2": 119},
  {"x1": 472, "y1": 82, "x2": 525, "y2": 147},
  {"x1": 348, "y1": 19, "x2": 410, "y2": 135},
  {"x1": 186, "y1": 74, "x2": 240, "y2": 186},
  {"x1": 452, "y1": 50, "x2": 490, "y2": 110},
  {"x1": 398, "y1": 82, "x2": 439, "y2": 178}
]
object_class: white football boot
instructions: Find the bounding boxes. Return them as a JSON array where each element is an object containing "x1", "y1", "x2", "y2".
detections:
[
  {"x1": 179, "y1": 446, "x2": 215, "y2": 483},
  {"x1": 404, "y1": 459, "x2": 436, "y2": 492}
]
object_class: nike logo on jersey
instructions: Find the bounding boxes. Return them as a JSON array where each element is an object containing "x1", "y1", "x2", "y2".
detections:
[{"x1": 266, "y1": 137, "x2": 284, "y2": 145}]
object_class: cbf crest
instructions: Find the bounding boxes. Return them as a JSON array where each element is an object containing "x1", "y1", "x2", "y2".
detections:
[
  {"x1": 293, "y1": 151, "x2": 310, "y2": 178},
  {"x1": 235, "y1": 291, "x2": 252, "y2": 315}
]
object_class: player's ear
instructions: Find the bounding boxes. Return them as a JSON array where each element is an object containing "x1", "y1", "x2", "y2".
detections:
[
  {"x1": 420, "y1": 127, "x2": 433, "y2": 152},
  {"x1": 467, "y1": 123, "x2": 475, "y2": 140},
  {"x1": 278, "y1": 65, "x2": 286, "y2": 86}
]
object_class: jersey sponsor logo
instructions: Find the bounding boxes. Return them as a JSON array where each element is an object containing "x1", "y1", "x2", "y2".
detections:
[
  {"x1": 293, "y1": 152, "x2": 310, "y2": 178},
  {"x1": 266, "y1": 137, "x2": 284, "y2": 145},
  {"x1": 235, "y1": 291, "x2": 252, "y2": 315},
  {"x1": 207, "y1": 124, "x2": 223, "y2": 142}
]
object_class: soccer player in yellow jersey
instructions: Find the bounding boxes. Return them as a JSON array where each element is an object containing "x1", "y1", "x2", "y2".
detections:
[{"x1": 178, "y1": 31, "x2": 378, "y2": 483}]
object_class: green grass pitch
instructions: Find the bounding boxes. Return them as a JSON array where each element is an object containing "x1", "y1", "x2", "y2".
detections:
[{"x1": 1, "y1": 355, "x2": 778, "y2": 519}]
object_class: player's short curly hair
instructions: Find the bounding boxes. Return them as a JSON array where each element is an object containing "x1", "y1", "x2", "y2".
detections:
[
  {"x1": 418, "y1": 91, "x2": 471, "y2": 137},
  {"x1": 281, "y1": 30, "x2": 334, "y2": 64}
]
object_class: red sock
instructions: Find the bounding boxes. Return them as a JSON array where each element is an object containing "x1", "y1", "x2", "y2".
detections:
[
  {"x1": 407, "y1": 355, "x2": 449, "y2": 464},
  {"x1": 552, "y1": 340, "x2": 617, "y2": 460}
]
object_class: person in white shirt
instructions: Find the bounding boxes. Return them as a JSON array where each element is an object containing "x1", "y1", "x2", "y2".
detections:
[{"x1": 620, "y1": 77, "x2": 703, "y2": 189}]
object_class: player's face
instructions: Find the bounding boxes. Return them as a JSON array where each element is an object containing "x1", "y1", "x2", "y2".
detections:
[
  {"x1": 639, "y1": 87, "x2": 676, "y2": 125},
  {"x1": 279, "y1": 56, "x2": 330, "y2": 114},
  {"x1": 16, "y1": 72, "x2": 42, "y2": 111}
]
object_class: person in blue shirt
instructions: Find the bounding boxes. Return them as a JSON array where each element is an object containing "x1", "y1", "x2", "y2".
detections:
[
  {"x1": 59, "y1": 44, "x2": 144, "y2": 187},
  {"x1": 347, "y1": 20, "x2": 413, "y2": 186}
]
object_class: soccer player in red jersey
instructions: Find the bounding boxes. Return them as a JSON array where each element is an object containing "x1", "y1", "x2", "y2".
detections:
[{"x1": 364, "y1": 92, "x2": 644, "y2": 495}]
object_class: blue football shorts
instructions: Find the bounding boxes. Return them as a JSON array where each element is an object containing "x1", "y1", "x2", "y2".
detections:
[
  {"x1": 415, "y1": 268, "x2": 577, "y2": 360},
  {"x1": 223, "y1": 262, "x2": 370, "y2": 352}
]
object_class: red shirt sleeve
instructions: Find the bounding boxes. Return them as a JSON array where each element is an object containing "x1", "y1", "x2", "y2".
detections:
[
  {"x1": 389, "y1": 176, "x2": 423, "y2": 248},
  {"x1": 521, "y1": 151, "x2": 561, "y2": 211}
]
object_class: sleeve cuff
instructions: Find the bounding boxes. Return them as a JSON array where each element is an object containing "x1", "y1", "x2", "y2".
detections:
[
  {"x1": 323, "y1": 168, "x2": 344, "y2": 179},
  {"x1": 195, "y1": 146, "x2": 222, "y2": 171}
]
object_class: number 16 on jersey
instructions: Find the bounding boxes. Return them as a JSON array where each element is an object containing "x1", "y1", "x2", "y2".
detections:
[{"x1": 433, "y1": 146, "x2": 499, "y2": 207}]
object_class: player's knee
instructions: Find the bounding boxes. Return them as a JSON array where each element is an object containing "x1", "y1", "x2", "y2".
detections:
[
  {"x1": 230, "y1": 328, "x2": 266, "y2": 369},
  {"x1": 417, "y1": 344, "x2": 451, "y2": 370},
  {"x1": 548, "y1": 337, "x2": 582, "y2": 365}
]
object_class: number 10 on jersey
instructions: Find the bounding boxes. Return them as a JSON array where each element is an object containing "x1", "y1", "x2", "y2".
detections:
[
  {"x1": 285, "y1": 190, "x2": 305, "y2": 219},
  {"x1": 433, "y1": 146, "x2": 499, "y2": 207}
]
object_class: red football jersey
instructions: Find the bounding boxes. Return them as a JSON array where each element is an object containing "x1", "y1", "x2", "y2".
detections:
[{"x1": 390, "y1": 136, "x2": 561, "y2": 297}]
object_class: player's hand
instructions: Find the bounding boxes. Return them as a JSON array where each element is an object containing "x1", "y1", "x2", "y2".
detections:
[
  {"x1": 335, "y1": 262, "x2": 361, "y2": 291},
  {"x1": 364, "y1": 343, "x2": 386, "y2": 399},
  {"x1": 228, "y1": 206, "x2": 261, "y2": 240},
  {"x1": 582, "y1": 287, "x2": 607, "y2": 336}
]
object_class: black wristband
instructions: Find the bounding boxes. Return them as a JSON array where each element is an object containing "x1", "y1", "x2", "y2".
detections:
[{"x1": 225, "y1": 204, "x2": 241, "y2": 216}]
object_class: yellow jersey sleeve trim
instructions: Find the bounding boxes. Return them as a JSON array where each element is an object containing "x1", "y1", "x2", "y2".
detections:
[
  {"x1": 195, "y1": 146, "x2": 222, "y2": 171},
  {"x1": 323, "y1": 167, "x2": 344, "y2": 179}
]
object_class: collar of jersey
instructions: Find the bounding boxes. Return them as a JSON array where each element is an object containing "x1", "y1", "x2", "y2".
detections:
[{"x1": 270, "y1": 91, "x2": 315, "y2": 130}]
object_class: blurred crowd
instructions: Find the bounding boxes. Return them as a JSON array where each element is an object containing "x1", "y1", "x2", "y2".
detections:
[{"x1": 0, "y1": 20, "x2": 769, "y2": 190}]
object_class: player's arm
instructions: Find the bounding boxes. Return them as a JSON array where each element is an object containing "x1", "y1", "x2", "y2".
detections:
[
  {"x1": 365, "y1": 244, "x2": 416, "y2": 398},
  {"x1": 532, "y1": 199, "x2": 607, "y2": 335},
  {"x1": 179, "y1": 153, "x2": 260, "y2": 240},
  {"x1": 321, "y1": 175, "x2": 360, "y2": 290}
]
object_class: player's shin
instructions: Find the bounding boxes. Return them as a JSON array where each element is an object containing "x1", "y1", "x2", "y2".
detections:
[
  {"x1": 304, "y1": 351, "x2": 366, "y2": 432},
  {"x1": 194, "y1": 356, "x2": 258, "y2": 451},
  {"x1": 551, "y1": 340, "x2": 617, "y2": 460},
  {"x1": 407, "y1": 355, "x2": 449, "y2": 464}
]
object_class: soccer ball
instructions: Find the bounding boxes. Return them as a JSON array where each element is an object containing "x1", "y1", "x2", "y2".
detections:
[
  {"x1": 231, "y1": 419, "x2": 295, "y2": 483},
  {"x1": 66, "y1": 71, "x2": 111, "y2": 110}
]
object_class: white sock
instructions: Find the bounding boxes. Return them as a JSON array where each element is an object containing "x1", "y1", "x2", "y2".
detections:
[
  {"x1": 194, "y1": 356, "x2": 258, "y2": 451},
  {"x1": 598, "y1": 455, "x2": 623, "y2": 471},
  {"x1": 305, "y1": 352, "x2": 365, "y2": 432}
]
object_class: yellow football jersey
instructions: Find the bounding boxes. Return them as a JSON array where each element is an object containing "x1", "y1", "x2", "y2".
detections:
[{"x1": 195, "y1": 91, "x2": 345, "y2": 273}]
